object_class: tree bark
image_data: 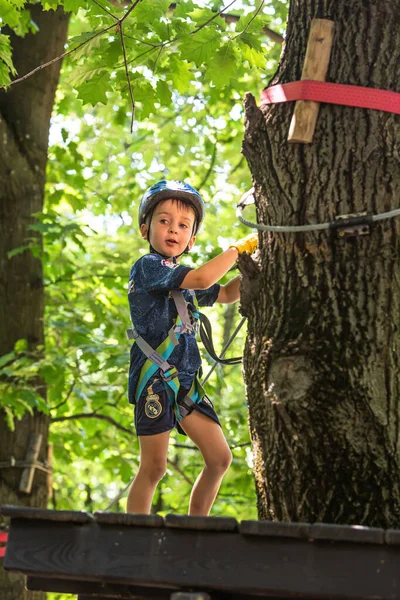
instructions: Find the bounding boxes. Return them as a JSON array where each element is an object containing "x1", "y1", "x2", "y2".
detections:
[
  {"x1": 241, "y1": 0, "x2": 400, "y2": 527},
  {"x1": 0, "y1": 6, "x2": 69, "y2": 599}
]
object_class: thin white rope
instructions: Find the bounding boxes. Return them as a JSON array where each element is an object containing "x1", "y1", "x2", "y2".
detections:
[{"x1": 237, "y1": 193, "x2": 400, "y2": 233}]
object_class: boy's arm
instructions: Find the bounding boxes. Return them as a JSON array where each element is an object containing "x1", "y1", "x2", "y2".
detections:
[
  {"x1": 180, "y1": 233, "x2": 258, "y2": 290},
  {"x1": 217, "y1": 275, "x2": 241, "y2": 304},
  {"x1": 181, "y1": 247, "x2": 238, "y2": 290}
]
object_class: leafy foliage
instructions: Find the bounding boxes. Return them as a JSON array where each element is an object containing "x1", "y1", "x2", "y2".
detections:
[{"x1": 1, "y1": 4, "x2": 288, "y2": 593}]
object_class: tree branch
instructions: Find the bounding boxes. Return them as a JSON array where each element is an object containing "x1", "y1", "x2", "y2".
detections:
[
  {"x1": 3, "y1": 0, "x2": 143, "y2": 90},
  {"x1": 232, "y1": 0, "x2": 265, "y2": 40},
  {"x1": 198, "y1": 139, "x2": 218, "y2": 190},
  {"x1": 51, "y1": 412, "x2": 132, "y2": 435},
  {"x1": 190, "y1": 0, "x2": 237, "y2": 36},
  {"x1": 91, "y1": 0, "x2": 119, "y2": 21},
  {"x1": 167, "y1": 457, "x2": 194, "y2": 486},
  {"x1": 49, "y1": 380, "x2": 76, "y2": 412},
  {"x1": 4, "y1": 21, "x2": 117, "y2": 88},
  {"x1": 118, "y1": 21, "x2": 135, "y2": 132}
]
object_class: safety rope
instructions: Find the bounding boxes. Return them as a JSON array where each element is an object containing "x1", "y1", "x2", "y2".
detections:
[
  {"x1": 260, "y1": 80, "x2": 400, "y2": 114},
  {"x1": 247, "y1": 79, "x2": 400, "y2": 233},
  {"x1": 199, "y1": 312, "x2": 243, "y2": 366},
  {"x1": 237, "y1": 189, "x2": 400, "y2": 233}
]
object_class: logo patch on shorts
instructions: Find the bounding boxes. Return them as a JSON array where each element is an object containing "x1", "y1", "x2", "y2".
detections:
[{"x1": 145, "y1": 393, "x2": 162, "y2": 419}]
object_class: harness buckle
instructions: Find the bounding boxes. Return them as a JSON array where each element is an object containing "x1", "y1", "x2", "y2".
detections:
[
  {"x1": 174, "y1": 323, "x2": 193, "y2": 335},
  {"x1": 178, "y1": 395, "x2": 196, "y2": 419},
  {"x1": 161, "y1": 367, "x2": 179, "y2": 382}
]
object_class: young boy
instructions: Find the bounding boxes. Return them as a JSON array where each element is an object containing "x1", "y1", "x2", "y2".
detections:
[{"x1": 127, "y1": 180, "x2": 258, "y2": 516}]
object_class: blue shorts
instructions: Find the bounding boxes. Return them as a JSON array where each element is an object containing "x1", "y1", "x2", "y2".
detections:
[{"x1": 134, "y1": 381, "x2": 220, "y2": 436}]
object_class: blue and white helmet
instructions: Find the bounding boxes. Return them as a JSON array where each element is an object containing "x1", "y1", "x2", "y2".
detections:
[{"x1": 138, "y1": 180, "x2": 205, "y2": 234}]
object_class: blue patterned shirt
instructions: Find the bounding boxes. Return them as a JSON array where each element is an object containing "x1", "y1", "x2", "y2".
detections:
[{"x1": 127, "y1": 252, "x2": 220, "y2": 403}]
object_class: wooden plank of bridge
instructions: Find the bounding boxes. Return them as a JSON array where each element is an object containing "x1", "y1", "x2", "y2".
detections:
[
  {"x1": 27, "y1": 576, "x2": 174, "y2": 599},
  {"x1": 3, "y1": 507, "x2": 400, "y2": 600}
]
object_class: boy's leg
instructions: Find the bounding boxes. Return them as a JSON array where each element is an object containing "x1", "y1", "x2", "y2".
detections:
[
  {"x1": 180, "y1": 411, "x2": 232, "y2": 516},
  {"x1": 126, "y1": 431, "x2": 170, "y2": 514}
]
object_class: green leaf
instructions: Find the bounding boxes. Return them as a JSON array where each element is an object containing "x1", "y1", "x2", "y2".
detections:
[
  {"x1": 3, "y1": 406, "x2": 15, "y2": 431},
  {"x1": 134, "y1": 80, "x2": 156, "y2": 118},
  {"x1": 0, "y1": 0, "x2": 21, "y2": 28},
  {"x1": 207, "y1": 43, "x2": 238, "y2": 88},
  {"x1": 0, "y1": 351, "x2": 16, "y2": 369},
  {"x1": 77, "y1": 73, "x2": 111, "y2": 105},
  {"x1": 7, "y1": 243, "x2": 34, "y2": 258},
  {"x1": 67, "y1": 31, "x2": 105, "y2": 61},
  {"x1": 63, "y1": 0, "x2": 83, "y2": 13},
  {"x1": 42, "y1": 0, "x2": 61, "y2": 10},
  {"x1": 7, "y1": 0, "x2": 25, "y2": 8},
  {"x1": 234, "y1": 13, "x2": 269, "y2": 35},
  {"x1": 238, "y1": 35, "x2": 266, "y2": 69},
  {"x1": 156, "y1": 80, "x2": 172, "y2": 106},
  {"x1": 169, "y1": 55, "x2": 193, "y2": 93},
  {"x1": 172, "y1": 0, "x2": 195, "y2": 19},
  {"x1": 0, "y1": 61, "x2": 11, "y2": 87},
  {"x1": 0, "y1": 33, "x2": 16, "y2": 86},
  {"x1": 181, "y1": 29, "x2": 221, "y2": 66},
  {"x1": 134, "y1": 0, "x2": 169, "y2": 22},
  {"x1": 188, "y1": 7, "x2": 226, "y2": 31},
  {"x1": 67, "y1": 66, "x2": 107, "y2": 88},
  {"x1": 14, "y1": 338, "x2": 28, "y2": 352}
]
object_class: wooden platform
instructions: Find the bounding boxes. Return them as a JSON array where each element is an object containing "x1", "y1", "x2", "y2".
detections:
[{"x1": 2, "y1": 505, "x2": 400, "y2": 599}]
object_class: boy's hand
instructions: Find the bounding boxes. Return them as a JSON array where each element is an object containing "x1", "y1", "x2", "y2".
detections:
[{"x1": 229, "y1": 233, "x2": 259, "y2": 255}]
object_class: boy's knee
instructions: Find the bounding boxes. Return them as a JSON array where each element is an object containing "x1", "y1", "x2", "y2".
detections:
[
  {"x1": 207, "y1": 448, "x2": 232, "y2": 474},
  {"x1": 141, "y1": 459, "x2": 167, "y2": 484}
]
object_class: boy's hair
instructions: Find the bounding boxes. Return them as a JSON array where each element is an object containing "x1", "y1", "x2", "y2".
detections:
[{"x1": 145, "y1": 198, "x2": 197, "y2": 230}]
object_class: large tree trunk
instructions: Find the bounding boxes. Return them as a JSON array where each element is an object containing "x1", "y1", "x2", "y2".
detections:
[
  {"x1": 0, "y1": 6, "x2": 69, "y2": 599},
  {"x1": 241, "y1": 0, "x2": 400, "y2": 527}
]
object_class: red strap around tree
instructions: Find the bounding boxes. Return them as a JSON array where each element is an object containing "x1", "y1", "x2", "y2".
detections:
[
  {"x1": 0, "y1": 531, "x2": 8, "y2": 558},
  {"x1": 260, "y1": 80, "x2": 400, "y2": 115}
]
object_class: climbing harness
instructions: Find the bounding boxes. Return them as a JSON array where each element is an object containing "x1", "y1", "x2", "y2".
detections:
[
  {"x1": 237, "y1": 188, "x2": 400, "y2": 237},
  {"x1": 127, "y1": 289, "x2": 201, "y2": 421},
  {"x1": 105, "y1": 310, "x2": 245, "y2": 512},
  {"x1": 127, "y1": 288, "x2": 243, "y2": 423}
]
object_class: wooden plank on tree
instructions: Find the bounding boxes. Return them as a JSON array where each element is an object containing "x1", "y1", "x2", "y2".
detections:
[
  {"x1": 287, "y1": 18, "x2": 335, "y2": 144},
  {"x1": 5, "y1": 514, "x2": 400, "y2": 599},
  {"x1": 19, "y1": 432, "x2": 42, "y2": 494},
  {"x1": 165, "y1": 514, "x2": 238, "y2": 532}
]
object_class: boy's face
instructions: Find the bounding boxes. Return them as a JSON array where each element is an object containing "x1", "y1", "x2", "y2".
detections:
[{"x1": 140, "y1": 199, "x2": 196, "y2": 258}]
